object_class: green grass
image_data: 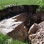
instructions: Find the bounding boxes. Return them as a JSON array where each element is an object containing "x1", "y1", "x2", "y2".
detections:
[
  {"x1": 0, "y1": 0, "x2": 44, "y2": 10},
  {"x1": 0, "y1": 0, "x2": 43, "y2": 10},
  {"x1": 0, "y1": 0, "x2": 40, "y2": 5},
  {"x1": 0, "y1": 33, "x2": 28, "y2": 44}
]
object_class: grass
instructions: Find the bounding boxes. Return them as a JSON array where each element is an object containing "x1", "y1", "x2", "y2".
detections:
[
  {"x1": 0, "y1": 0, "x2": 44, "y2": 10},
  {"x1": 0, "y1": 33, "x2": 28, "y2": 44},
  {"x1": 0, "y1": 0, "x2": 40, "y2": 5}
]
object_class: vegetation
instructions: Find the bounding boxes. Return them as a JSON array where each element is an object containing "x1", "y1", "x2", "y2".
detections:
[
  {"x1": 0, "y1": 0, "x2": 44, "y2": 10},
  {"x1": 0, "y1": 0, "x2": 40, "y2": 6},
  {"x1": 0, "y1": 33, "x2": 28, "y2": 44},
  {"x1": 0, "y1": 33, "x2": 9, "y2": 44}
]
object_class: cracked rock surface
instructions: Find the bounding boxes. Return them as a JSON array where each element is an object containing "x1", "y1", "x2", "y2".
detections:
[{"x1": 28, "y1": 21, "x2": 44, "y2": 44}]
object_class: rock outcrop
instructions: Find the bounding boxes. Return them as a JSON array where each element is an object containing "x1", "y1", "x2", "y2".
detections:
[
  {"x1": 0, "y1": 13, "x2": 28, "y2": 41},
  {"x1": 28, "y1": 21, "x2": 44, "y2": 44},
  {"x1": 0, "y1": 5, "x2": 44, "y2": 43}
]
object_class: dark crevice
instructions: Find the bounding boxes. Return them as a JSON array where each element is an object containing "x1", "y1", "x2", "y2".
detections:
[{"x1": 0, "y1": 5, "x2": 39, "y2": 21}]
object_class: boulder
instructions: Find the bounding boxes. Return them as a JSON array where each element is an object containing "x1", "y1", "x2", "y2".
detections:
[
  {"x1": 28, "y1": 21, "x2": 44, "y2": 44},
  {"x1": 0, "y1": 14, "x2": 27, "y2": 41},
  {"x1": 8, "y1": 22, "x2": 27, "y2": 41}
]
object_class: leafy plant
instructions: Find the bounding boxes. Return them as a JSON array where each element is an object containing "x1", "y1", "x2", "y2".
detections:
[
  {"x1": 0, "y1": 33, "x2": 28, "y2": 44},
  {"x1": 0, "y1": 33, "x2": 9, "y2": 44}
]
